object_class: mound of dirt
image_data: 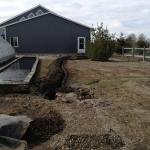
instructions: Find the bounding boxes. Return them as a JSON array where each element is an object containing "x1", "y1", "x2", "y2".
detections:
[
  {"x1": 63, "y1": 130, "x2": 125, "y2": 150},
  {"x1": 22, "y1": 110, "x2": 65, "y2": 148},
  {"x1": 102, "y1": 129, "x2": 125, "y2": 149}
]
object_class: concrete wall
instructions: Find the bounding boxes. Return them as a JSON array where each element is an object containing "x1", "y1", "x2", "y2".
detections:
[{"x1": 6, "y1": 13, "x2": 91, "y2": 54}]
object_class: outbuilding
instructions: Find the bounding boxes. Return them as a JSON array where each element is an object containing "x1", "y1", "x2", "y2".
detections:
[{"x1": 0, "y1": 5, "x2": 91, "y2": 54}]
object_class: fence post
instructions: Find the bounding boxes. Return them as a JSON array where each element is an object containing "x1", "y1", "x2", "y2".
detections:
[
  {"x1": 143, "y1": 47, "x2": 146, "y2": 61},
  {"x1": 122, "y1": 47, "x2": 124, "y2": 56},
  {"x1": 132, "y1": 48, "x2": 134, "y2": 59}
]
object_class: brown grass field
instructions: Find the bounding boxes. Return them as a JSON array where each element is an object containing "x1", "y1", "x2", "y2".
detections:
[{"x1": 0, "y1": 56, "x2": 150, "y2": 149}]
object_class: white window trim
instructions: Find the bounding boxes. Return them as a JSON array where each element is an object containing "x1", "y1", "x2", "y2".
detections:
[
  {"x1": 36, "y1": 9, "x2": 44, "y2": 16},
  {"x1": 77, "y1": 37, "x2": 86, "y2": 54},
  {"x1": 27, "y1": 13, "x2": 35, "y2": 19},
  {"x1": 9, "y1": 37, "x2": 19, "y2": 48}
]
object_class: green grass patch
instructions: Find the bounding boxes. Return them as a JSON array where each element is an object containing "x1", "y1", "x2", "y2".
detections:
[{"x1": 84, "y1": 79, "x2": 99, "y2": 85}]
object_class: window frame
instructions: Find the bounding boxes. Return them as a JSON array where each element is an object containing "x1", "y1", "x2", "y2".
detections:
[
  {"x1": 77, "y1": 37, "x2": 86, "y2": 54},
  {"x1": 9, "y1": 37, "x2": 19, "y2": 48}
]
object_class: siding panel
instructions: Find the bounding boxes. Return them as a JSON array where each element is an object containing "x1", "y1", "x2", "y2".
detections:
[{"x1": 6, "y1": 13, "x2": 90, "y2": 53}]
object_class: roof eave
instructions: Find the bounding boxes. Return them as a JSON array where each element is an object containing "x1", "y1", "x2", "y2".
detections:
[{"x1": 0, "y1": 12, "x2": 92, "y2": 29}]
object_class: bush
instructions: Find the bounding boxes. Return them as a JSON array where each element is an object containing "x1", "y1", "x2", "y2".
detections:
[
  {"x1": 87, "y1": 23, "x2": 115, "y2": 61},
  {"x1": 87, "y1": 39, "x2": 113, "y2": 61}
]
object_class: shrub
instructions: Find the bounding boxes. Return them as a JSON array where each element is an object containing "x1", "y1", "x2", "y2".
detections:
[
  {"x1": 87, "y1": 23, "x2": 115, "y2": 61},
  {"x1": 87, "y1": 39, "x2": 114, "y2": 61}
]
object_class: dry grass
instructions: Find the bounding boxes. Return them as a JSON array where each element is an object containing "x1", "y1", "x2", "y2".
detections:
[
  {"x1": 0, "y1": 56, "x2": 150, "y2": 149},
  {"x1": 65, "y1": 58, "x2": 150, "y2": 149}
]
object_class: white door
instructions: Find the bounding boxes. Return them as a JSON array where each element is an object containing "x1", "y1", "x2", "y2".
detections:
[{"x1": 77, "y1": 37, "x2": 86, "y2": 54}]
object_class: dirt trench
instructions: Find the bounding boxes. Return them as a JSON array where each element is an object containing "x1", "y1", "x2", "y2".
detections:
[{"x1": 34, "y1": 56, "x2": 70, "y2": 100}]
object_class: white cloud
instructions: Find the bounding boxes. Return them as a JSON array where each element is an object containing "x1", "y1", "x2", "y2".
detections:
[{"x1": 0, "y1": 0, "x2": 150, "y2": 37}]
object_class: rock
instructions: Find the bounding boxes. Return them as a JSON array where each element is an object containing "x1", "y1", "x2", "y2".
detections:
[
  {"x1": 63, "y1": 93, "x2": 78, "y2": 103},
  {"x1": 0, "y1": 136, "x2": 28, "y2": 150},
  {"x1": 0, "y1": 114, "x2": 32, "y2": 139}
]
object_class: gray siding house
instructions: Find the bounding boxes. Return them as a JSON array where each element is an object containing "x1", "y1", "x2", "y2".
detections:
[{"x1": 0, "y1": 5, "x2": 91, "y2": 54}]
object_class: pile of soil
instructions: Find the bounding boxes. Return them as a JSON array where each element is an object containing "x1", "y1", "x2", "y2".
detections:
[
  {"x1": 23, "y1": 110, "x2": 65, "y2": 148},
  {"x1": 64, "y1": 130, "x2": 124, "y2": 150}
]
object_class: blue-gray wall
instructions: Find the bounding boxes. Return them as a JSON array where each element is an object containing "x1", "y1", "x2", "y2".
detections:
[{"x1": 6, "y1": 13, "x2": 90, "y2": 53}]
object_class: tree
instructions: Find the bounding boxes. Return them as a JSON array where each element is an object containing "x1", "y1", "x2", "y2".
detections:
[
  {"x1": 125, "y1": 33, "x2": 137, "y2": 47},
  {"x1": 115, "y1": 32, "x2": 126, "y2": 54},
  {"x1": 87, "y1": 23, "x2": 115, "y2": 61},
  {"x1": 137, "y1": 33, "x2": 148, "y2": 48}
]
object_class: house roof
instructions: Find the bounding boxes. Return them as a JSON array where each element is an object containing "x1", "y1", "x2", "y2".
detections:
[
  {"x1": 0, "y1": 5, "x2": 91, "y2": 29},
  {"x1": 0, "y1": 5, "x2": 49, "y2": 27}
]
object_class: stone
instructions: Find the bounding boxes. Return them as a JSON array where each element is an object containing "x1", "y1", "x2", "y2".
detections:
[
  {"x1": 64, "y1": 93, "x2": 78, "y2": 103},
  {"x1": 0, "y1": 136, "x2": 28, "y2": 150},
  {"x1": 0, "y1": 114, "x2": 32, "y2": 139}
]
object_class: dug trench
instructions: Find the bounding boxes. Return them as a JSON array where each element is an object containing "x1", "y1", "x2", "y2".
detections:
[
  {"x1": 33, "y1": 56, "x2": 70, "y2": 100},
  {"x1": 33, "y1": 55, "x2": 93, "y2": 100}
]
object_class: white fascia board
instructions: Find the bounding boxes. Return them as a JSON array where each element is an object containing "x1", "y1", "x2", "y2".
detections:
[
  {"x1": 1, "y1": 12, "x2": 91, "y2": 29},
  {"x1": 0, "y1": 4, "x2": 91, "y2": 29}
]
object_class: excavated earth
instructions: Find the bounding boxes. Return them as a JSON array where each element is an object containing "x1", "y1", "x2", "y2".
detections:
[{"x1": 0, "y1": 55, "x2": 150, "y2": 150}]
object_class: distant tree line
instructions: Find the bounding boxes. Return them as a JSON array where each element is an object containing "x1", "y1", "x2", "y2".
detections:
[
  {"x1": 115, "y1": 33, "x2": 150, "y2": 54},
  {"x1": 87, "y1": 23, "x2": 150, "y2": 61}
]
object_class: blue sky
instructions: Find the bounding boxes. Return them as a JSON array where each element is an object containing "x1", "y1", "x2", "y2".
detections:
[{"x1": 0, "y1": 0, "x2": 150, "y2": 37}]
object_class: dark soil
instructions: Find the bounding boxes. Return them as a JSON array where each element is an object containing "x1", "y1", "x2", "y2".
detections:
[
  {"x1": 22, "y1": 110, "x2": 65, "y2": 148},
  {"x1": 64, "y1": 130, "x2": 125, "y2": 150},
  {"x1": 74, "y1": 87, "x2": 94, "y2": 100}
]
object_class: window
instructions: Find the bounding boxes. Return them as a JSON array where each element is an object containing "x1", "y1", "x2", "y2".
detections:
[
  {"x1": 77, "y1": 37, "x2": 86, "y2": 53},
  {"x1": 9, "y1": 37, "x2": 19, "y2": 47},
  {"x1": 79, "y1": 38, "x2": 85, "y2": 49},
  {"x1": 36, "y1": 9, "x2": 44, "y2": 16},
  {"x1": 19, "y1": 17, "x2": 26, "y2": 22},
  {"x1": 27, "y1": 13, "x2": 35, "y2": 19}
]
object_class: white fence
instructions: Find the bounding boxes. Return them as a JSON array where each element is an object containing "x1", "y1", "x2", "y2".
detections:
[{"x1": 123, "y1": 48, "x2": 150, "y2": 61}]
